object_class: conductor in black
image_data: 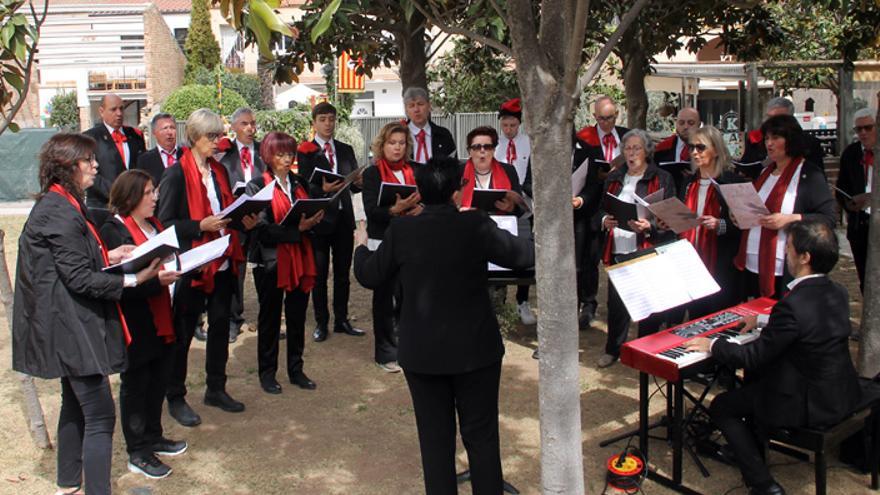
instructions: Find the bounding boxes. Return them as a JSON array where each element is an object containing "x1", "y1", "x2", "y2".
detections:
[{"x1": 353, "y1": 156, "x2": 534, "y2": 494}]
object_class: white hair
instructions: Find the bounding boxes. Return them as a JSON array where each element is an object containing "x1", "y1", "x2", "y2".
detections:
[
  {"x1": 854, "y1": 108, "x2": 876, "y2": 123},
  {"x1": 766, "y1": 97, "x2": 794, "y2": 115}
]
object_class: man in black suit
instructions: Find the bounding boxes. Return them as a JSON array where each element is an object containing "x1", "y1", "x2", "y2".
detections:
[
  {"x1": 740, "y1": 97, "x2": 825, "y2": 171},
  {"x1": 836, "y1": 107, "x2": 874, "y2": 292},
  {"x1": 653, "y1": 107, "x2": 701, "y2": 194},
  {"x1": 685, "y1": 219, "x2": 861, "y2": 495},
  {"x1": 219, "y1": 107, "x2": 265, "y2": 342},
  {"x1": 353, "y1": 156, "x2": 534, "y2": 495},
  {"x1": 296, "y1": 102, "x2": 365, "y2": 342},
  {"x1": 403, "y1": 87, "x2": 457, "y2": 163},
  {"x1": 83, "y1": 93, "x2": 146, "y2": 224},
  {"x1": 136, "y1": 113, "x2": 182, "y2": 186}
]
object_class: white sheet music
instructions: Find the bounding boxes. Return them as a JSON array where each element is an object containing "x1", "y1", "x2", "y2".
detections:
[
  {"x1": 714, "y1": 182, "x2": 770, "y2": 229},
  {"x1": 178, "y1": 234, "x2": 231, "y2": 274},
  {"x1": 219, "y1": 180, "x2": 274, "y2": 217},
  {"x1": 102, "y1": 226, "x2": 179, "y2": 273},
  {"x1": 571, "y1": 158, "x2": 590, "y2": 197},
  {"x1": 606, "y1": 240, "x2": 719, "y2": 321},
  {"x1": 488, "y1": 215, "x2": 518, "y2": 271}
]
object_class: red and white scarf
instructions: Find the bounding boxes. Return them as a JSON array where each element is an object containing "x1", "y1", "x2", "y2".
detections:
[
  {"x1": 460, "y1": 158, "x2": 512, "y2": 209},
  {"x1": 121, "y1": 216, "x2": 175, "y2": 343},
  {"x1": 264, "y1": 171, "x2": 318, "y2": 292},
  {"x1": 681, "y1": 179, "x2": 721, "y2": 275}
]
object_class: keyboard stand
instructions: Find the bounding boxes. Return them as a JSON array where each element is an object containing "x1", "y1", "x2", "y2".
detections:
[{"x1": 599, "y1": 380, "x2": 674, "y2": 448}]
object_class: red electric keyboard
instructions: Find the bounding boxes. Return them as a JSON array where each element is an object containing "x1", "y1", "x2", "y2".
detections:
[{"x1": 620, "y1": 298, "x2": 777, "y2": 382}]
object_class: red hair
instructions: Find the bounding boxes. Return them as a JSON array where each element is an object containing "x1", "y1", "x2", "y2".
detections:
[{"x1": 259, "y1": 131, "x2": 298, "y2": 167}]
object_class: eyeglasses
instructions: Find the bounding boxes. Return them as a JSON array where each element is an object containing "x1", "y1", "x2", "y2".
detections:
[
  {"x1": 854, "y1": 124, "x2": 875, "y2": 133},
  {"x1": 205, "y1": 132, "x2": 224, "y2": 141},
  {"x1": 595, "y1": 115, "x2": 617, "y2": 122},
  {"x1": 468, "y1": 143, "x2": 495, "y2": 151},
  {"x1": 687, "y1": 143, "x2": 708, "y2": 152},
  {"x1": 623, "y1": 146, "x2": 644, "y2": 153}
]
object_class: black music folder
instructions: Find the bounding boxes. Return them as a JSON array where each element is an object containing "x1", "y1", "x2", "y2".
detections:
[
  {"x1": 470, "y1": 189, "x2": 509, "y2": 212},
  {"x1": 657, "y1": 161, "x2": 691, "y2": 176},
  {"x1": 103, "y1": 226, "x2": 179, "y2": 274},
  {"x1": 280, "y1": 198, "x2": 333, "y2": 226},
  {"x1": 377, "y1": 182, "x2": 418, "y2": 207},
  {"x1": 308, "y1": 167, "x2": 345, "y2": 186},
  {"x1": 232, "y1": 181, "x2": 247, "y2": 197},
  {"x1": 604, "y1": 192, "x2": 639, "y2": 231},
  {"x1": 219, "y1": 180, "x2": 274, "y2": 230},
  {"x1": 733, "y1": 160, "x2": 764, "y2": 179}
]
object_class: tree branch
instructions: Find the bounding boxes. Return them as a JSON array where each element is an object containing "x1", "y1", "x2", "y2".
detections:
[
  {"x1": 410, "y1": 1, "x2": 512, "y2": 56},
  {"x1": 0, "y1": 0, "x2": 48, "y2": 135},
  {"x1": 426, "y1": 32, "x2": 452, "y2": 62},
  {"x1": 488, "y1": 0, "x2": 506, "y2": 20},
  {"x1": 562, "y1": 0, "x2": 589, "y2": 96},
  {"x1": 577, "y1": 0, "x2": 650, "y2": 92}
]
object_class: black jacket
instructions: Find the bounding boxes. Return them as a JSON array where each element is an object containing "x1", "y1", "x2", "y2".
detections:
[
  {"x1": 219, "y1": 140, "x2": 265, "y2": 187},
  {"x1": 836, "y1": 141, "x2": 871, "y2": 238},
  {"x1": 460, "y1": 160, "x2": 526, "y2": 217},
  {"x1": 244, "y1": 172, "x2": 311, "y2": 267},
  {"x1": 652, "y1": 134, "x2": 693, "y2": 196},
  {"x1": 787, "y1": 161, "x2": 836, "y2": 227},
  {"x1": 353, "y1": 205, "x2": 534, "y2": 374},
  {"x1": 410, "y1": 120, "x2": 457, "y2": 162},
  {"x1": 296, "y1": 139, "x2": 360, "y2": 235},
  {"x1": 99, "y1": 217, "x2": 173, "y2": 369},
  {"x1": 740, "y1": 132, "x2": 825, "y2": 173},
  {"x1": 601, "y1": 162, "x2": 678, "y2": 255},
  {"x1": 712, "y1": 276, "x2": 860, "y2": 429},
  {"x1": 84, "y1": 124, "x2": 146, "y2": 208},
  {"x1": 13, "y1": 192, "x2": 126, "y2": 378},
  {"x1": 361, "y1": 161, "x2": 422, "y2": 240},
  {"x1": 136, "y1": 146, "x2": 183, "y2": 187}
]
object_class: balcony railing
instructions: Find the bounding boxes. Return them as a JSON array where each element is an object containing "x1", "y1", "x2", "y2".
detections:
[{"x1": 88, "y1": 72, "x2": 147, "y2": 91}]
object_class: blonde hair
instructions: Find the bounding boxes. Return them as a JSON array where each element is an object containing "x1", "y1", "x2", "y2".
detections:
[
  {"x1": 185, "y1": 108, "x2": 224, "y2": 146},
  {"x1": 371, "y1": 122, "x2": 413, "y2": 161},
  {"x1": 689, "y1": 126, "x2": 730, "y2": 178}
]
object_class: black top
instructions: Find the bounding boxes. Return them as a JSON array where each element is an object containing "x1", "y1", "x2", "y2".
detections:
[
  {"x1": 244, "y1": 172, "x2": 310, "y2": 266},
  {"x1": 296, "y1": 138, "x2": 360, "y2": 234},
  {"x1": 100, "y1": 217, "x2": 173, "y2": 369},
  {"x1": 601, "y1": 163, "x2": 678, "y2": 252},
  {"x1": 353, "y1": 205, "x2": 534, "y2": 374},
  {"x1": 836, "y1": 140, "x2": 872, "y2": 237},
  {"x1": 219, "y1": 140, "x2": 265, "y2": 186},
  {"x1": 712, "y1": 276, "x2": 860, "y2": 429},
  {"x1": 136, "y1": 146, "x2": 184, "y2": 187},
  {"x1": 84, "y1": 124, "x2": 146, "y2": 208},
  {"x1": 13, "y1": 192, "x2": 126, "y2": 378},
  {"x1": 652, "y1": 135, "x2": 692, "y2": 195},
  {"x1": 460, "y1": 160, "x2": 526, "y2": 217},
  {"x1": 361, "y1": 161, "x2": 422, "y2": 240},
  {"x1": 410, "y1": 120, "x2": 457, "y2": 162}
]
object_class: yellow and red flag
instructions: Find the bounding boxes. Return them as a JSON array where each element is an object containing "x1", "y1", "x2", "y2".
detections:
[{"x1": 337, "y1": 52, "x2": 365, "y2": 93}]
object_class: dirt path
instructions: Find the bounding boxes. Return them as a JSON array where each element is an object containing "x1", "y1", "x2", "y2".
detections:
[{"x1": 0, "y1": 215, "x2": 872, "y2": 494}]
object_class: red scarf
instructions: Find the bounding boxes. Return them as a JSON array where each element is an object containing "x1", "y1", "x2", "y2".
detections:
[
  {"x1": 265, "y1": 172, "x2": 318, "y2": 292},
  {"x1": 681, "y1": 179, "x2": 721, "y2": 274},
  {"x1": 602, "y1": 174, "x2": 660, "y2": 265},
  {"x1": 121, "y1": 216, "x2": 175, "y2": 344},
  {"x1": 460, "y1": 158, "x2": 512, "y2": 209},
  {"x1": 179, "y1": 147, "x2": 244, "y2": 293},
  {"x1": 49, "y1": 184, "x2": 131, "y2": 346},
  {"x1": 376, "y1": 158, "x2": 416, "y2": 185},
  {"x1": 734, "y1": 158, "x2": 802, "y2": 297}
]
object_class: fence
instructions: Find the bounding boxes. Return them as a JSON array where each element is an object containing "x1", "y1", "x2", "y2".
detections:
[{"x1": 0, "y1": 128, "x2": 58, "y2": 201}]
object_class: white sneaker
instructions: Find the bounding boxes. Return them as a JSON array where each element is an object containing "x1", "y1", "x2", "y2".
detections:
[
  {"x1": 377, "y1": 361, "x2": 402, "y2": 373},
  {"x1": 518, "y1": 302, "x2": 537, "y2": 325}
]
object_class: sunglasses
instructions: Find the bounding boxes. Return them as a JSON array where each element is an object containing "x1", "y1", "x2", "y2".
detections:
[
  {"x1": 687, "y1": 143, "x2": 708, "y2": 152},
  {"x1": 468, "y1": 143, "x2": 495, "y2": 151},
  {"x1": 854, "y1": 124, "x2": 875, "y2": 133}
]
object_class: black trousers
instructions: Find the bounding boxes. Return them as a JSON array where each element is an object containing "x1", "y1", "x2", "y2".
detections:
[
  {"x1": 743, "y1": 270, "x2": 787, "y2": 301},
  {"x1": 372, "y1": 279, "x2": 399, "y2": 364},
  {"x1": 710, "y1": 385, "x2": 774, "y2": 488},
  {"x1": 312, "y1": 219, "x2": 354, "y2": 327},
  {"x1": 230, "y1": 235, "x2": 249, "y2": 328},
  {"x1": 404, "y1": 362, "x2": 503, "y2": 495},
  {"x1": 254, "y1": 265, "x2": 309, "y2": 382},
  {"x1": 849, "y1": 225, "x2": 869, "y2": 293},
  {"x1": 57, "y1": 375, "x2": 116, "y2": 495},
  {"x1": 120, "y1": 349, "x2": 173, "y2": 456},
  {"x1": 167, "y1": 269, "x2": 236, "y2": 398},
  {"x1": 574, "y1": 221, "x2": 601, "y2": 317},
  {"x1": 605, "y1": 282, "x2": 681, "y2": 357}
]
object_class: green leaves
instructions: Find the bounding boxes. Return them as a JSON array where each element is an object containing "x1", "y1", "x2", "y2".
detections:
[{"x1": 310, "y1": 0, "x2": 342, "y2": 44}]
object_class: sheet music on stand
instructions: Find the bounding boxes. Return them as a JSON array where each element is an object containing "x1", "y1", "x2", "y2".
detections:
[
  {"x1": 605, "y1": 239, "x2": 720, "y2": 321},
  {"x1": 487, "y1": 215, "x2": 518, "y2": 271}
]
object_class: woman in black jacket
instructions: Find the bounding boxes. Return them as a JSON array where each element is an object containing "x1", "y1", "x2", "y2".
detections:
[
  {"x1": 13, "y1": 134, "x2": 162, "y2": 495},
  {"x1": 597, "y1": 128, "x2": 677, "y2": 368},
  {"x1": 361, "y1": 121, "x2": 421, "y2": 372},
  {"x1": 678, "y1": 126, "x2": 744, "y2": 317},
  {"x1": 101, "y1": 170, "x2": 184, "y2": 479},
  {"x1": 246, "y1": 132, "x2": 324, "y2": 394}
]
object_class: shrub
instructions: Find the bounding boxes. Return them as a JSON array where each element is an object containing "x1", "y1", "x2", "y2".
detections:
[
  {"x1": 254, "y1": 109, "x2": 312, "y2": 142},
  {"x1": 47, "y1": 91, "x2": 80, "y2": 131},
  {"x1": 191, "y1": 67, "x2": 266, "y2": 110},
  {"x1": 335, "y1": 122, "x2": 366, "y2": 165},
  {"x1": 162, "y1": 84, "x2": 247, "y2": 120}
]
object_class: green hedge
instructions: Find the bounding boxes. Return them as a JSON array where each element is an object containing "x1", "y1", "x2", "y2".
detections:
[
  {"x1": 162, "y1": 84, "x2": 247, "y2": 120},
  {"x1": 254, "y1": 109, "x2": 312, "y2": 142}
]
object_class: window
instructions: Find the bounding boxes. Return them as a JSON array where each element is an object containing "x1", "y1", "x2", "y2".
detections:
[
  {"x1": 805, "y1": 98, "x2": 815, "y2": 113},
  {"x1": 174, "y1": 28, "x2": 188, "y2": 52}
]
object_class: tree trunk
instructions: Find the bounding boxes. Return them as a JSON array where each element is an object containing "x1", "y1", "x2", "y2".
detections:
[
  {"x1": 857, "y1": 114, "x2": 880, "y2": 378},
  {"x1": 257, "y1": 60, "x2": 274, "y2": 110},
  {"x1": 620, "y1": 38, "x2": 649, "y2": 129},
  {"x1": 0, "y1": 229, "x2": 51, "y2": 449},
  {"x1": 396, "y1": 12, "x2": 428, "y2": 92}
]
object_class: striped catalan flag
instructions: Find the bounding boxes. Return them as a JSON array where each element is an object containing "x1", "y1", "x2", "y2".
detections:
[{"x1": 337, "y1": 51, "x2": 365, "y2": 93}]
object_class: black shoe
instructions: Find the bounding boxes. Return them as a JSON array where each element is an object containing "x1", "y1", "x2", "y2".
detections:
[
  {"x1": 203, "y1": 390, "x2": 245, "y2": 412},
  {"x1": 749, "y1": 481, "x2": 785, "y2": 495},
  {"x1": 290, "y1": 372, "x2": 317, "y2": 390},
  {"x1": 532, "y1": 349, "x2": 539, "y2": 360},
  {"x1": 167, "y1": 398, "x2": 201, "y2": 427},
  {"x1": 279, "y1": 331, "x2": 287, "y2": 340},
  {"x1": 578, "y1": 309, "x2": 594, "y2": 330},
  {"x1": 152, "y1": 437, "x2": 188, "y2": 456},
  {"x1": 261, "y1": 379, "x2": 282, "y2": 394},
  {"x1": 229, "y1": 323, "x2": 242, "y2": 343},
  {"x1": 194, "y1": 325, "x2": 207, "y2": 342},
  {"x1": 128, "y1": 453, "x2": 172, "y2": 479},
  {"x1": 313, "y1": 325, "x2": 328, "y2": 342},
  {"x1": 334, "y1": 320, "x2": 366, "y2": 336}
]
